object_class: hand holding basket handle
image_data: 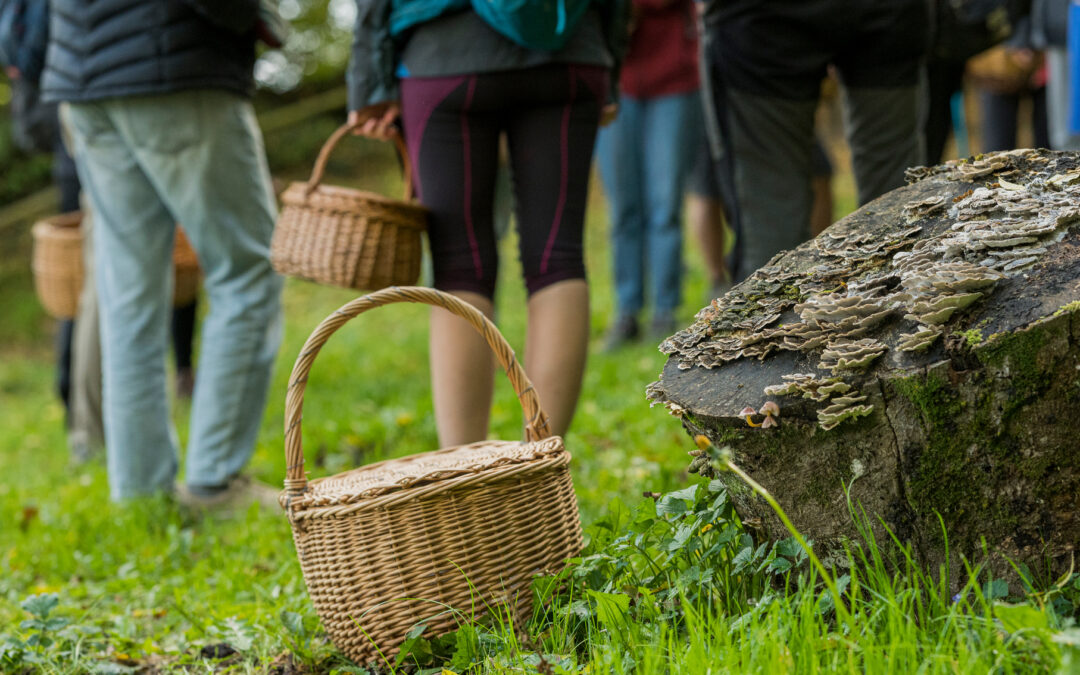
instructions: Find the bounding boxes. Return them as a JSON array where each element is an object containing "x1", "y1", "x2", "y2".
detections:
[
  {"x1": 270, "y1": 121, "x2": 426, "y2": 291},
  {"x1": 305, "y1": 119, "x2": 415, "y2": 200},
  {"x1": 283, "y1": 286, "x2": 552, "y2": 498}
]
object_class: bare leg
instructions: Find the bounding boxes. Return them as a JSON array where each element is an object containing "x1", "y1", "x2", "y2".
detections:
[
  {"x1": 688, "y1": 193, "x2": 729, "y2": 288},
  {"x1": 430, "y1": 290, "x2": 496, "y2": 447},
  {"x1": 524, "y1": 279, "x2": 589, "y2": 438}
]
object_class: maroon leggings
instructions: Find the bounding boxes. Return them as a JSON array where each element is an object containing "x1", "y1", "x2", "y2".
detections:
[{"x1": 401, "y1": 64, "x2": 607, "y2": 298}]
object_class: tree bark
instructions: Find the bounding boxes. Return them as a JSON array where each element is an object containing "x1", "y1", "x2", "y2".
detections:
[{"x1": 650, "y1": 150, "x2": 1080, "y2": 583}]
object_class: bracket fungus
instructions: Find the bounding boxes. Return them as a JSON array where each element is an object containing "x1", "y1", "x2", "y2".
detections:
[{"x1": 649, "y1": 149, "x2": 1080, "y2": 581}]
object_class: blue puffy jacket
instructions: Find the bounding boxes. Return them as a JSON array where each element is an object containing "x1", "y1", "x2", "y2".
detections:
[
  {"x1": 40, "y1": 0, "x2": 261, "y2": 104},
  {"x1": 348, "y1": 0, "x2": 629, "y2": 110}
]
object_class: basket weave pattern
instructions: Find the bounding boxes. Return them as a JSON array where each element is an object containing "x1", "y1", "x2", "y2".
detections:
[
  {"x1": 31, "y1": 212, "x2": 83, "y2": 319},
  {"x1": 271, "y1": 126, "x2": 426, "y2": 290},
  {"x1": 31, "y1": 213, "x2": 201, "y2": 318},
  {"x1": 281, "y1": 287, "x2": 583, "y2": 666}
]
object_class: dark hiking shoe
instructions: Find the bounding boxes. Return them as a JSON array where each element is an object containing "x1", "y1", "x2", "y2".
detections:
[
  {"x1": 604, "y1": 315, "x2": 640, "y2": 351},
  {"x1": 649, "y1": 313, "x2": 678, "y2": 341}
]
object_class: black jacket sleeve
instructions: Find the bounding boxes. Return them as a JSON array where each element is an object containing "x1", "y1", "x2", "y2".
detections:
[
  {"x1": 348, "y1": 0, "x2": 398, "y2": 110},
  {"x1": 180, "y1": 0, "x2": 259, "y2": 34}
]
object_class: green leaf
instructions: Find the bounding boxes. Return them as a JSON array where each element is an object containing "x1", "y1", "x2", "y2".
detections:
[
  {"x1": 280, "y1": 610, "x2": 305, "y2": 637},
  {"x1": 21, "y1": 594, "x2": 58, "y2": 619},
  {"x1": 586, "y1": 590, "x2": 630, "y2": 631},
  {"x1": 768, "y1": 557, "x2": 792, "y2": 574},
  {"x1": 656, "y1": 496, "x2": 687, "y2": 517},
  {"x1": 405, "y1": 623, "x2": 428, "y2": 640},
  {"x1": 731, "y1": 546, "x2": 753, "y2": 572},
  {"x1": 665, "y1": 485, "x2": 699, "y2": 503},
  {"x1": 774, "y1": 537, "x2": 802, "y2": 560},
  {"x1": 983, "y1": 579, "x2": 1009, "y2": 600},
  {"x1": 707, "y1": 480, "x2": 727, "y2": 493},
  {"x1": 994, "y1": 603, "x2": 1049, "y2": 634}
]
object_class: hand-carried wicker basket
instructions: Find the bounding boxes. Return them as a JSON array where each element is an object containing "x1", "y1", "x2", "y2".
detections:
[
  {"x1": 280, "y1": 287, "x2": 582, "y2": 666},
  {"x1": 31, "y1": 213, "x2": 202, "y2": 318},
  {"x1": 271, "y1": 124, "x2": 427, "y2": 291}
]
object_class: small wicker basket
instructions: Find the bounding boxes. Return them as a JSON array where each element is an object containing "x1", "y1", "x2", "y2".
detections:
[
  {"x1": 31, "y1": 212, "x2": 84, "y2": 319},
  {"x1": 271, "y1": 125, "x2": 427, "y2": 291},
  {"x1": 31, "y1": 213, "x2": 202, "y2": 318},
  {"x1": 280, "y1": 287, "x2": 582, "y2": 666}
]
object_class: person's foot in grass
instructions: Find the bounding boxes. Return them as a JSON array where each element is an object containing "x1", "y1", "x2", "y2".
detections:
[
  {"x1": 175, "y1": 475, "x2": 281, "y2": 514},
  {"x1": 604, "y1": 314, "x2": 640, "y2": 351},
  {"x1": 649, "y1": 312, "x2": 678, "y2": 341}
]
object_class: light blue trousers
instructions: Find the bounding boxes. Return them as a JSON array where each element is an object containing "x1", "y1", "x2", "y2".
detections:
[
  {"x1": 596, "y1": 91, "x2": 701, "y2": 317},
  {"x1": 63, "y1": 90, "x2": 283, "y2": 500}
]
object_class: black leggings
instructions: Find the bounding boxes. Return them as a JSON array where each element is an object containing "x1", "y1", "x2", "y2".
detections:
[{"x1": 401, "y1": 64, "x2": 607, "y2": 298}]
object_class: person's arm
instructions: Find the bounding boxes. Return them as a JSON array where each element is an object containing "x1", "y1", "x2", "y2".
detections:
[
  {"x1": 348, "y1": 0, "x2": 398, "y2": 113},
  {"x1": 599, "y1": 0, "x2": 632, "y2": 105},
  {"x1": 179, "y1": 0, "x2": 259, "y2": 34}
]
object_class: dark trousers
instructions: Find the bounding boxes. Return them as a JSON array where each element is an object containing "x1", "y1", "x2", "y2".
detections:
[
  {"x1": 980, "y1": 88, "x2": 1050, "y2": 152},
  {"x1": 400, "y1": 64, "x2": 606, "y2": 299},
  {"x1": 702, "y1": 0, "x2": 927, "y2": 280}
]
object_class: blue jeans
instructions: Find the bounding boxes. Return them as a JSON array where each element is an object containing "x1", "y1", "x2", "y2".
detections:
[
  {"x1": 596, "y1": 91, "x2": 701, "y2": 317},
  {"x1": 63, "y1": 90, "x2": 283, "y2": 500}
]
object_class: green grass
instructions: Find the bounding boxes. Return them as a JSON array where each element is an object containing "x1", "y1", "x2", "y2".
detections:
[{"x1": 1, "y1": 151, "x2": 1078, "y2": 674}]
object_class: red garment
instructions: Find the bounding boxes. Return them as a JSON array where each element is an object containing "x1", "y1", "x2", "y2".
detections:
[{"x1": 619, "y1": 0, "x2": 700, "y2": 100}]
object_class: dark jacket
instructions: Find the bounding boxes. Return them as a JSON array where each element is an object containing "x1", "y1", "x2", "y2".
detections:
[
  {"x1": 348, "y1": 0, "x2": 629, "y2": 110},
  {"x1": 0, "y1": 0, "x2": 49, "y2": 83},
  {"x1": 40, "y1": 0, "x2": 261, "y2": 104}
]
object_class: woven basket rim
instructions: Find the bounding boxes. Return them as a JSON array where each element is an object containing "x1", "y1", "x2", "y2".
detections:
[
  {"x1": 281, "y1": 181, "x2": 428, "y2": 222},
  {"x1": 283, "y1": 436, "x2": 567, "y2": 513},
  {"x1": 32, "y1": 220, "x2": 83, "y2": 241},
  {"x1": 34, "y1": 211, "x2": 82, "y2": 229}
]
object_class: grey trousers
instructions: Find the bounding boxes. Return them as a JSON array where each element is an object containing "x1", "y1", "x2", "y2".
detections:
[
  {"x1": 719, "y1": 85, "x2": 920, "y2": 280},
  {"x1": 65, "y1": 157, "x2": 105, "y2": 463}
]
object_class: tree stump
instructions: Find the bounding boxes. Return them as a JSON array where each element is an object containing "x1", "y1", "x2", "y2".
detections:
[{"x1": 648, "y1": 149, "x2": 1080, "y2": 582}]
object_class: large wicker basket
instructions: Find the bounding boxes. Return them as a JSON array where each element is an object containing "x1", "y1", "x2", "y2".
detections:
[
  {"x1": 280, "y1": 287, "x2": 582, "y2": 666},
  {"x1": 271, "y1": 125, "x2": 427, "y2": 291},
  {"x1": 31, "y1": 214, "x2": 201, "y2": 318}
]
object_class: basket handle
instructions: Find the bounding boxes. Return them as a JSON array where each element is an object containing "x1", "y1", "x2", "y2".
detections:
[
  {"x1": 305, "y1": 121, "x2": 416, "y2": 200},
  {"x1": 283, "y1": 286, "x2": 552, "y2": 497}
]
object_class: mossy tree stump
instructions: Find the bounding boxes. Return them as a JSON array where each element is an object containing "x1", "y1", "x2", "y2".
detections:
[{"x1": 649, "y1": 150, "x2": 1080, "y2": 582}]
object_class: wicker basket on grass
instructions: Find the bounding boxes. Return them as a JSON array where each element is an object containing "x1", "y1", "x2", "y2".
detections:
[
  {"x1": 271, "y1": 124, "x2": 427, "y2": 291},
  {"x1": 31, "y1": 214, "x2": 201, "y2": 318},
  {"x1": 280, "y1": 286, "x2": 582, "y2": 666}
]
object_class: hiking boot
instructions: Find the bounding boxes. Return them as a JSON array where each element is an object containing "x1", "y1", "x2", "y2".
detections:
[
  {"x1": 604, "y1": 314, "x2": 640, "y2": 351},
  {"x1": 176, "y1": 475, "x2": 282, "y2": 514},
  {"x1": 649, "y1": 313, "x2": 678, "y2": 341}
]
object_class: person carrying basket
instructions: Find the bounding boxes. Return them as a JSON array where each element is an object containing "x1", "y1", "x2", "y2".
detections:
[{"x1": 347, "y1": 0, "x2": 629, "y2": 446}]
